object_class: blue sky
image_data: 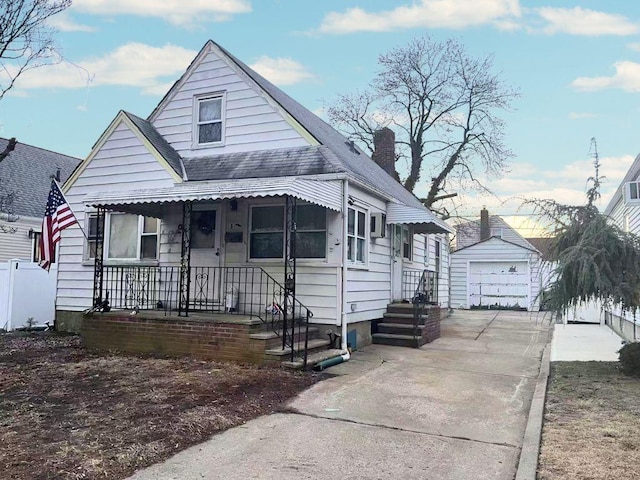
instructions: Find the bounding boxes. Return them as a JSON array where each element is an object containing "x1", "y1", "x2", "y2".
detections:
[{"x1": 2, "y1": 0, "x2": 640, "y2": 231}]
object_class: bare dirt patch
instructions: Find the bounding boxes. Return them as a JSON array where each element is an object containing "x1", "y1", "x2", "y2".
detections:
[
  {"x1": 538, "y1": 361, "x2": 640, "y2": 480},
  {"x1": 0, "y1": 332, "x2": 325, "y2": 480}
]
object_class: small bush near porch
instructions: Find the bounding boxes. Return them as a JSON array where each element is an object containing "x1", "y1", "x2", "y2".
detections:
[
  {"x1": 0, "y1": 332, "x2": 324, "y2": 480},
  {"x1": 538, "y1": 362, "x2": 640, "y2": 479}
]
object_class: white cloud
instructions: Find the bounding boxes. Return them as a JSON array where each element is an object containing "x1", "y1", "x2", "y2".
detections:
[
  {"x1": 572, "y1": 61, "x2": 640, "y2": 92},
  {"x1": 248, "y1": 57, "x2": 315, "y2": 86},
  {"x1": 72, "y1": 0, "x2": 251, "y2": 26},
  {"x1": 439, "y1": 154, "x2": 635, "y2": 225},
  {"x1": 7, "y1": 43, "x2": 196, "y2": 95},
  {"x1": 627, "y1": 42, "x2": 640, "y2": 52},
  {"x1": 47, "y1": 12, "x2": 96, "y2": 32},
  {"x1": 317, "y1": 0, "x2": 521, "y2": 34},
  {"x1": 568, "y1": 112, "x2": 597, "y2": 119},
  {"x1": 535, "y1": 7, "x2": 638, "y2": 36}
]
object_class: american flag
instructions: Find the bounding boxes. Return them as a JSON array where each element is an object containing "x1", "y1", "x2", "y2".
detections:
[{"x1": 38, "y1": 180, "x2": 77, "y2": 271}]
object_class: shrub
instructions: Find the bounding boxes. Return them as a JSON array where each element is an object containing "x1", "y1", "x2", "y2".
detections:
[{"x1": 618, "y1": 342, "x2": 640, "y2": 377}]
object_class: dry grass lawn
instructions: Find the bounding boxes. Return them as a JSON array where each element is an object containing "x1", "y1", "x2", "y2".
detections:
[
  {"x1": 538, "y1": 361, "x2": 640, "y2": 480},
  {"x1": 0, "y1": 332, "x2": 324, "y2": 480}
]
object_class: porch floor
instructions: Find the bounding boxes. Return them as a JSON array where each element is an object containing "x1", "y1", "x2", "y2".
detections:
[{"x1": 100, "y1": 310, "x2": 263, "y2": 326}]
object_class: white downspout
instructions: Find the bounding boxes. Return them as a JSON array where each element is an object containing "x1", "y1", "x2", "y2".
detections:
[{"x1": 341, "y1": 178, "x2": 351, "y2": 361}]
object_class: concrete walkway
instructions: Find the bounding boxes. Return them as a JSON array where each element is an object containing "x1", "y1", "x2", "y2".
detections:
[
  {"x1": 551, "y1": 323, "x2": 624, "y2": 361},
  {"x1": 128, "y1": 310, "x2": 552, "y2": 480}
]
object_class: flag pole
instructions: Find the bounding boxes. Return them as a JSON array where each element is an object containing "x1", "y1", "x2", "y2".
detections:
[{"x1": 53, "y1": 179, "x2": 89, "y2": 240}]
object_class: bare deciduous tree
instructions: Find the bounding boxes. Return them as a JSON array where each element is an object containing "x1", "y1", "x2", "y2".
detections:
[
  {"x1": 0, "y1": 0, "x2": 70, "y2": 164},
  {"x1": 327, "y1": 35, "x2": 518, "y2": 211}
]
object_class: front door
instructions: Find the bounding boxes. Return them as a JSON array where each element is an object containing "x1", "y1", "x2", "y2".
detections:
[
  {"x1": 189, "y1": 206, "x2": 222, "y2": 309},
  {"x1": 391, "y1": 224, "x2": 403, "y2": 301}
]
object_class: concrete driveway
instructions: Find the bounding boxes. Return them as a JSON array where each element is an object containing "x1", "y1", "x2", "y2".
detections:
[{"x1": 128, "y1": 310, "x2": 552, "y2": 480}]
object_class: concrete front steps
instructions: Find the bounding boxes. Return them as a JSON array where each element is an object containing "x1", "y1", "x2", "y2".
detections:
[
  {"x1": 249, "y1": 323, "x2": 338, "y2": 368},
  {"x1": 373, "y1": 303, "x2": 442, "y2": 348}
]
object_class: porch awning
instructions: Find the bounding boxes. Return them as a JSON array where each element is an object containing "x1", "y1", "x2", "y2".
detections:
[
  {"x1": 83, "y1": 177, "x2": 343, "y2": 216},
  {"x1": 386, "y1": 202, "x2": 453, "y2": 234}
]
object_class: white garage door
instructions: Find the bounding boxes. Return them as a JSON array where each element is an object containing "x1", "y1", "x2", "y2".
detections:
[{"x1": 469, "y1": 261, "x2": 529, "y2": 310}]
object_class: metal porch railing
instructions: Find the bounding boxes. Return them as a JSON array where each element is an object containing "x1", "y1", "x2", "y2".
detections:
[
  {"x1": 402, "y1": 269, "x2": 438, "y2": 339},
  {"x1": 99, "y1": 265, "x2": 312, "y2": 366}
]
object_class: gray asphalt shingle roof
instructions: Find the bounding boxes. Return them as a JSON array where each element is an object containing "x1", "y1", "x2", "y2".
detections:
[
  {"x1": 183, "y1": 145, "x2": 346, "y2": 181},
  {"x1": 0, "y1": 138, "x2": 81, "y2": 218},
  {"x1": 217, "y1": 42, "x2": 426, "y2": 209}
]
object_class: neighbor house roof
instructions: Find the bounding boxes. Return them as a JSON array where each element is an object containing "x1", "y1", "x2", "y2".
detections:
[
  {"x1": 0, "y1": 138, "x2": 81, "y2": 218},
  {"x1": 525, "y1": 237, "x2": 555, "y2": 260},
  {"x1": 455, "y1": 215, "x2": 538, "y2": 251}
]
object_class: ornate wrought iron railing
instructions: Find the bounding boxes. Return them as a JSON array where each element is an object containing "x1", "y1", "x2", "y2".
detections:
[
  {"x1": 100, "y1": 265, "x2": 312, "y2": 365},
  {"x1": 402, "y1": 269, "x2": 438, "y2": 339}
]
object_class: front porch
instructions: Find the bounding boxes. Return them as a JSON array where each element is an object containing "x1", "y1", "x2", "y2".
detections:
[{"x1": 81, "y1": 310, "x2": 341, "y2": 367}]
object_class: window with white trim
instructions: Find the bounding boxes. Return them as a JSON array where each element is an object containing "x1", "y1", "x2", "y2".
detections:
[
  {"x1": 85, "y1": 213, "x2": 159, "y2": 261},
  {"x1": 31, "y1": 232, "x2": 45, "y2": 263},
  {"x1": 402, "y1": 225, "x2": 412, "y2": 260},
  {"x1": 347, "y1": 207, "x2": 367, "y2": 263},
  {"x1": 250, "y1": 205, "x2": 284, "y2": 259},
  {"x1": 295, "y1": 204, "x2": 327, "y2": 258},
  {"x1": 423, "y1": 235, "x2": 429, "y2": 266},
  {"x1": 195, "y1": 94, "x2": 224, "y2": 145},
  {"x1": 490, "y1": 228, "x2": 503, "y2": 239},
  {"x1": 249, "y1": 204, "x2": 328, "y2": 259},
  {"x1": 435, "y1": 239, "x2": 441, "y2": 275}
]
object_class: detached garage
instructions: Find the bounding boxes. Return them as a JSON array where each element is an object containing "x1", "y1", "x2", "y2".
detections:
[{"x1": 451, "y1": 237, "x2": 542, "y2": 311}]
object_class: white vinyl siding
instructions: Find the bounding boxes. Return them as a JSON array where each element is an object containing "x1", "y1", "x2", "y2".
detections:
[
  {"x1": 0, "y1": 216, "x2": 41, "y2": 263},
  {"x1": 151, "y1": 46, "x2": 309, "y2": 157},
  {"x1": 56, "y1": 121, "x2": 177, "y2": 312}
]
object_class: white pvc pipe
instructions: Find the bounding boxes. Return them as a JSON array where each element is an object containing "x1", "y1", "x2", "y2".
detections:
[{"x1": 341, "y1": 178, "x2": 351, "y2": 360}]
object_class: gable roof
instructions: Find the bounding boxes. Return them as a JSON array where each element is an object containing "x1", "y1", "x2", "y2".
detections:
[
  {"x1": 123, "y1": 112, "x2": 184, "y2": 179},
  {"x1": 63, "y1": 111, "x2": 184, "y2": 191},
  {"x1": 452, "y1": 235, "x2": 540, "y2": 254},
  {"x1": 149, "y1": 40, "x2": 427, "y2": 210},
  {"x1": 0, "y1": 138, "x2": 81, "y2": 218},
  {"x1": 455, "y1": 215, "x2": 537, "y2": 251}
]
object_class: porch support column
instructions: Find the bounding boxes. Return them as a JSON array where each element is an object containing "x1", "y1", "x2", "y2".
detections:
[
  {"x1": 178, "y1": 201, "x2": 192, "y2": 317},
  {"x1": 92, "y1": 207, "x2": 105, "y2": 308},
  {"x1": 283, "y1": 195, "x2": 297, "y2": 353}
]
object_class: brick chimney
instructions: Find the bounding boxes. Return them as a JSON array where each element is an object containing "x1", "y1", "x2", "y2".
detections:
[
  {"x1": 372, "y1": 127, "x2": 398, "y2": 180},
  {"x1": 480, "y1": 208, "x2": 490, "y2": 241}
]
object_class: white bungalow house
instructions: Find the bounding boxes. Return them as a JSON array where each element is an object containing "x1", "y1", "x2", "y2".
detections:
[
  {"x1": 603, "y1": 151, "x2": 640, "y2": 339},
  {"x1": 55, "y1": 41, "x2": 452, "y2": 365},
  {"x1": 450, "y1": 209, "x2": 543, "y2": 311}
]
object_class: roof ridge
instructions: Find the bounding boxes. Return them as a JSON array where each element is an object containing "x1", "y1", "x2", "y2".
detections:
[{"x1": 0, "y1": 136, "x2": 81, "y2": 161}]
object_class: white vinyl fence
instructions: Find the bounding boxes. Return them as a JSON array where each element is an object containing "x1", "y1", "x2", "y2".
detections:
[{"x1": 0, "y1": 259, "x2": 57, "y2": 331}]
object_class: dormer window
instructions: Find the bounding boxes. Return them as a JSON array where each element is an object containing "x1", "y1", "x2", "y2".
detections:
[
  {"x1": 195, "y1": 93, "x2": 225, "y2": 146},
  {"x1": 625, "y1": 181, "x2": 640, "y2": 206}
]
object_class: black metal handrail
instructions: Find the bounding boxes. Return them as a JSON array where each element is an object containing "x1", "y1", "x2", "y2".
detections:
[
  {"x1": 100, "y1": 265, "x2": 312, "y2": 366},
  {"x1": 402, "y1": 269, "x2": 438, "y2": 340}
]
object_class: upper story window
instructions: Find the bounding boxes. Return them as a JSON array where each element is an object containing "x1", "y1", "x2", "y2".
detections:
[
  {"x1": 195, "y1": 94, "x2": 225, "y2": 146},
  {"x1": 85, "y1": 213, "x2": 159, "y2": 261},
  {"x1": 348, "y1": 207, "x2": 367, "y2": 264},
  {"x1": 625, "y1": 181, "x2": 640, "y2": 206}
]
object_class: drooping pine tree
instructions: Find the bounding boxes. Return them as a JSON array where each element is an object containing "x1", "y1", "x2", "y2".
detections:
[{"x1": 528, "y1": 139, "x2": 640, "y2": 315}]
